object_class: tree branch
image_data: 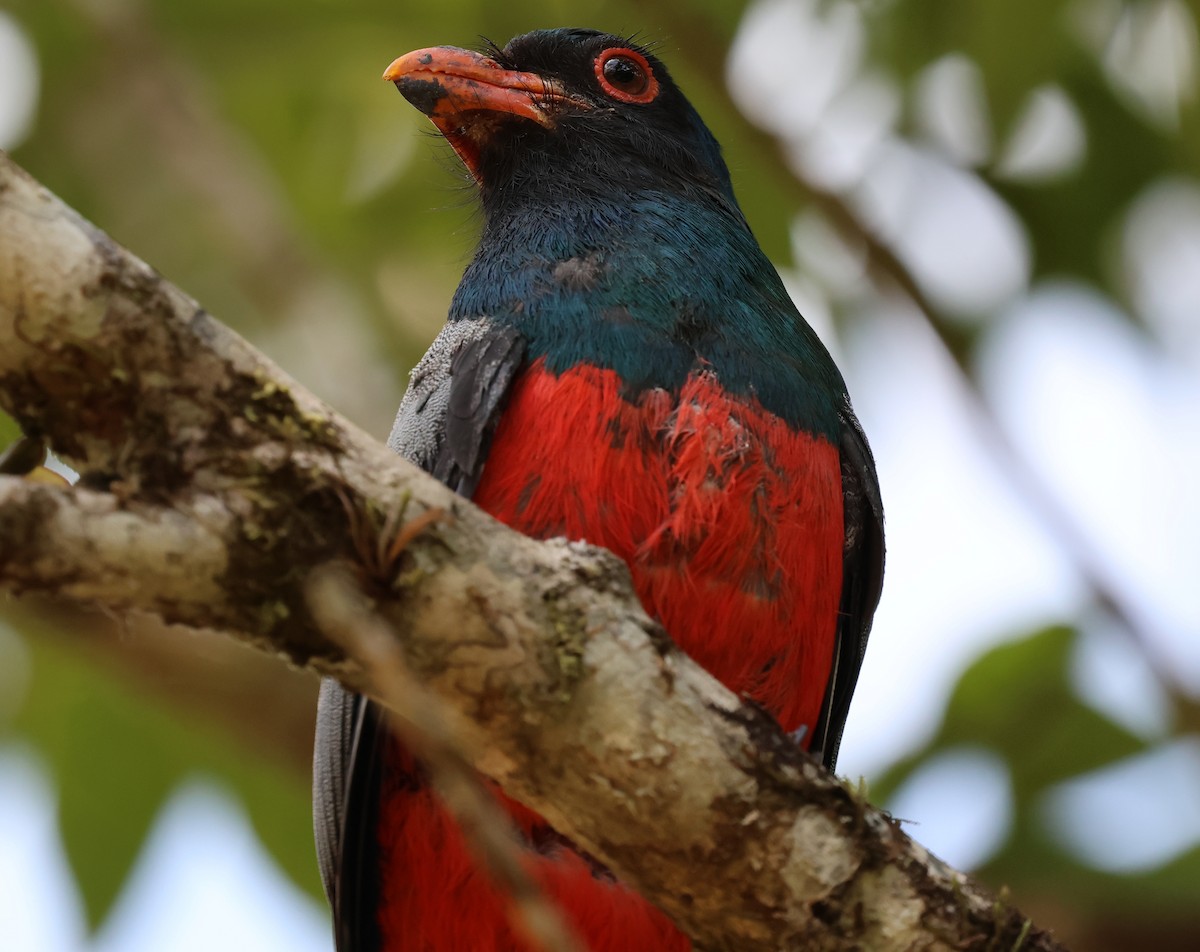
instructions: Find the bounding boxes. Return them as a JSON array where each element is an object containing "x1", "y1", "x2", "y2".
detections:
[{"x1": 0, "y1": 151, "x2": 1065, "y2": 951}]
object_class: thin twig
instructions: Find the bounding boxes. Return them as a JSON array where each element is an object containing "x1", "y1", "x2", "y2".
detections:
[{"x1": 306, "y1": 563, "x2": 587, "y2": 952}]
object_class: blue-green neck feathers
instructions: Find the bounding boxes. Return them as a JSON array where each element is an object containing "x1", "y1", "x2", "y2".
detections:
[{"x1": 450, "y1": 187, "x2": 847, "y2": 439}]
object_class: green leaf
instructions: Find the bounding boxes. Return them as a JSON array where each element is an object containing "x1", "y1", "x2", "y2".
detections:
[
  {"x1": 985, "y1": 820, "x2": 1200, "y2": 916},
  {"x1": 181, "y1": 706, "x2": 324, "y2": 902},
  {"x1": 864, "y1": 1, "x2": 1199, "y2": 312},
  {"x1": 0, "y1": 411, "x2": 20, "y2": 448},
  {"x1": 988, "y1": 68, "x2": 1177, "y2": 296},
  {"x1": 9, "y1": 626, "x2": 322, "y2": 930},
  {"x1": 939, "y1": 626, "x2": 1145, "y2": 799},
  {"x1": 869, "y1": 0, "x2": 1076, "y2": 135},
  {"x1": 872, "y1": 626, "x2": 1146, "y2": 804},
  {"x1": 12, "y1": 635, "x2": 185, "y2": 930}
]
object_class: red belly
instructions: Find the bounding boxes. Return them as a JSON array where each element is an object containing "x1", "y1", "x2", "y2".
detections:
[
  {"x1": 378, "y1": 359, "x2": 843, "y2": 950},
  {"x1": 475, "y1": 360, "x2": 843, "y2": 733}
]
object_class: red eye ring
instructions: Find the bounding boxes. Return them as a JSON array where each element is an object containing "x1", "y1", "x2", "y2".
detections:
[{"x1": 594, "y1": 47, "x2": 659, "y2": 104}]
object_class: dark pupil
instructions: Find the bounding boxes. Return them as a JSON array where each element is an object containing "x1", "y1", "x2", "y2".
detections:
[{"x1": 603, "y1": 56, "x2": 645, "y2": 92}]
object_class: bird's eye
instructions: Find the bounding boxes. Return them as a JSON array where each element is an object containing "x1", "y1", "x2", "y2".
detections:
[
  {"x1": 603, "y1": 56, "x2": 645, "y2": 93},
  {"x1": 594, "y1": 48, "x2": 659, "y2": 104}
]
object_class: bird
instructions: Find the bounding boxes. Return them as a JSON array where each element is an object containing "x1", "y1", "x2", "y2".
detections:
[{"x1": 313, "y1": 27, "x2": 884, "y2": 952}]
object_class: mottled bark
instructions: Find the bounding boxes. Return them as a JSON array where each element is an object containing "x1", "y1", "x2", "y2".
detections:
[{"x1": 0, "y1": 151, "x2": 1065, "y2": 952}]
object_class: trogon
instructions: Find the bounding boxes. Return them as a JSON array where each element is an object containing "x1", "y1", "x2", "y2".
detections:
[{"x1": 313, "y1": 28, "x2": 884, "y2": 951}]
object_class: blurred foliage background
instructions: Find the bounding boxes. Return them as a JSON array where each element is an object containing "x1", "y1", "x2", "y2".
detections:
[{"x1": 2, "y1": 1, "x2": 1199, "y2": 950}]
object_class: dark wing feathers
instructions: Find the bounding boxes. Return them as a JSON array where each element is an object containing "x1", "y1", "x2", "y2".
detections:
[
  {"x1": 314, "y1": 319, "x2": 526, "y2": 951},
  {"x1": 811, "y1": 401, "x2": 885, "y2": 771},
  {"x1": 314, "y1": 681, "x2": 385, "y2": 952},
  {"x1": 437, "y1": 324, "x2": 526, "y2": 493}
]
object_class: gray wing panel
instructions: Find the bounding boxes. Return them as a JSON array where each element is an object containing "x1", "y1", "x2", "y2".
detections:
[
  {"x1": 313, "y1": 678, "x2": 356, "y2": 907},
  {"x1": 388, "y1": 318, "x2": 524, "y2": 496}
]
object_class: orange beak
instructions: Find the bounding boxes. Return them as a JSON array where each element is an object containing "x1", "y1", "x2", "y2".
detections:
[{"x1": 383, "y1": 46, "x2": 589, "y2": 181}]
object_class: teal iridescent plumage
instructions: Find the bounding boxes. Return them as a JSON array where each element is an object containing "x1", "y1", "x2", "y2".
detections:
[{"x1": 450, "y1": 189, "x2": 847, "y2": 439}]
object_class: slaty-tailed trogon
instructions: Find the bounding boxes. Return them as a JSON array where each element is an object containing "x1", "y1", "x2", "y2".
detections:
[{"x1": 313, "y1": 28, "x2": 884, "y2": 951}]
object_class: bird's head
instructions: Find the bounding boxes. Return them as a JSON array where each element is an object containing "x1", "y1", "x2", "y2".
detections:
[{"x1": 384, "y1": 28, "x2": 738, "y2": 213}]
